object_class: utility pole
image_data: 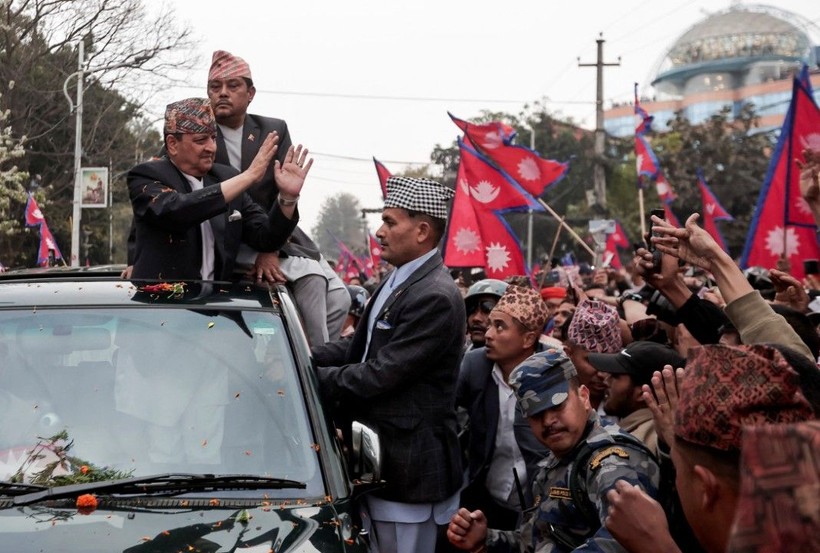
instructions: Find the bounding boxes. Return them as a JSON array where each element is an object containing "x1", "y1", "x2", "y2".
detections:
[
  {"x1": 68, "y1": 40, "x2": 84, "y2": 267},
  {"x1": 578, "y1": 33, "x2": 620, "y2": 210}
]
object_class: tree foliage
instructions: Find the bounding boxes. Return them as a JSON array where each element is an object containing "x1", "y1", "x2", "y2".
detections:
[
  {"x1": 311, "y1": 192, "x2": 366, "y2": 259},
  {"x1": 0, "y1": 92, "x2": 28, "y2": 247},
  {"x1": 0, "y1": 0, "x2": 195, "y2": 267}
]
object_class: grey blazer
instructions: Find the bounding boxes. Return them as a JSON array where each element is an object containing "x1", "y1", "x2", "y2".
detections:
[{"x1": 312, "y1": 252, "x2": 466, "y2": 503}]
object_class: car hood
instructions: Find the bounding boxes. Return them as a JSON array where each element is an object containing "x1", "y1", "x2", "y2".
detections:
[{"x1": 0, "y1": 498, "x2": 368, "y2": 552}]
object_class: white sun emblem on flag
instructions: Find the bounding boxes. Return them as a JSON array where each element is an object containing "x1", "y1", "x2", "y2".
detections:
[
  {"x1": 656, "y1": 179, "x2": 670, "y2": 195},
  {"x1": 799, "y1": 133, "x2": 820, "y2": 151},
  {"x1": 482, "y1": 131, "x2": 503, "y2": 150},
  {"x1": 764, "y1": 226, "x2": 800, "y2": 258},
  {"x1": 453, "y1": 227, "x2": 481, "y2": 254},
  {"x1": 371, "y1": 245, "x2": 381, "y2": 256},
  {"x1": 470, "y1": 180, "x2": 500, "y2": 203},
  {"x1": 517, "y1": 157, "x2": 541, "y2": 182},
  {"x1": 795, "y1": 195, "x2": 813, "y2": 216},
  {"x1": 486, "y1": 242, "x2": 511, "y2": 272}
]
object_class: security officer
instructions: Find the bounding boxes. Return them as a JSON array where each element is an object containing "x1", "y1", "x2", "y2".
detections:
[
  {"x1": 447, "y1": 349, "x2": 660, "y2": 552},
  {"x1": 464, "y1": 279, "x2": 508, "y2": 350}
]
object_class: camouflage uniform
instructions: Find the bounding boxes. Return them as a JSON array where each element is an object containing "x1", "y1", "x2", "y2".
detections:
[{"x1": 486, "y1": 411, "x2": 660, "y2": 552}]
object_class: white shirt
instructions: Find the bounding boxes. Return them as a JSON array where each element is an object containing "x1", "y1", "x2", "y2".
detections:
[
  {"x1": 486, "y1": 364, "x2": 527, "y2": 510},
  {"x1": 217, "y1": 123, "x2": 243, "y2": 170},
  {"x1": 179, "y1": 171, "x2": 215, "y2": 280}
]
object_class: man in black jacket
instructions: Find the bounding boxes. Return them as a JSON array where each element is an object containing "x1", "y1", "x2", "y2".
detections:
[
  {"x1": 207, "y1": 50, "x2": 349, "y2": 344},
  {"x1": 127, "y1": 98, "x2": 310, "y2": 281}
]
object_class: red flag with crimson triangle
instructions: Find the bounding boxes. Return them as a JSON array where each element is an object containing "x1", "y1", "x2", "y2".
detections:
[
  {"x1": 697, "y1": 170, "x2": 733, "y2": 253},
  {"x1": 368, "y1": 233, "x2": 382, "y2": 270},
  {"x1": 372, "y1": 157, "x2": 392, "y2": 200},
  {"x1": 741, "y1": 67, "x2": 820, "y2": 279},
  {"x1": 449, "y1": 112, "x2": 568, "y2": 197},
  {"x1": 443, "y1": 138, "x2": 543, "y2": 278},
  {"x1": 604, "y1": 221, "x2": 630, "y2": 269}
]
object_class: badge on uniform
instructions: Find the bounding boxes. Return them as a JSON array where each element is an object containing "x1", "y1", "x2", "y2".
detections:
[
  {"x1": 548, "y1": 486, "x2": 571, "y2": 500},
  {"x1": 589, "y1": 446, "x2": 630, "y2": 470},
  {"x1": 376, "y1": 320, "x2": 392, "y2": 330}
]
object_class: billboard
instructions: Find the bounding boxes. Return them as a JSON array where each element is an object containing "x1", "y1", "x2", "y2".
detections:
[{"x1": 80, "y1": 167, "x2": 108, "y2": 208}]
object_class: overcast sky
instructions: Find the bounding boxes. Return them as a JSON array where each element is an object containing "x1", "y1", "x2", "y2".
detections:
[{"x1": 144, "y1": 0, "x2": 820, "y2": 241}]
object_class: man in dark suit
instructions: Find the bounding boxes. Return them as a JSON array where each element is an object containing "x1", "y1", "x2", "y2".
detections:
[
  {"x1": 312, "y1": 176, "x2": 465, "y2": 553},
  {"x1": 456, "y1": 285, "x2": 550, "y2": 530},
  {"x1": 127, "y1": 97, "x2": 311, "y2": 281},
  {"x1": 207, "y1": 50, "x2": 349, "y2": 344}
]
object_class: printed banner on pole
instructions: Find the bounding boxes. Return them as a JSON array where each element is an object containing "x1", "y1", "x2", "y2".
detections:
[{"x1": 80, "y1": 167, "x2": 108, "y2": 208}]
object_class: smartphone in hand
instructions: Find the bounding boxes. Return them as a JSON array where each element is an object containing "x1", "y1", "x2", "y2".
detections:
[{"x1": 648, "y1": 208, "x2": 665, "y2": 273}]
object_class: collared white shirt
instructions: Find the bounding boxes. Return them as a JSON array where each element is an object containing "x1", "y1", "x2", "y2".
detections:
[
  {"x1": 362, "y1": 248, "x2": 437, "y2": 361},
  {"x1": 179, "y1": 170, "x2": 215, "y2": 281},
  {"x1": 486, "y1": 364, "x2": 527, "y2": 510}
]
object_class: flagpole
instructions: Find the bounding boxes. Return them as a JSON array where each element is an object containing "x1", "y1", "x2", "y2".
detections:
[
  {"x1": 638, "y1": 188, "x2": 647, "y2": 239},
  {"x1": 536, "y1": 198, "x2": 595, "y2": 257},
  {"x1": 548, "y1": 216, "x2": 565, "y2": 262}
]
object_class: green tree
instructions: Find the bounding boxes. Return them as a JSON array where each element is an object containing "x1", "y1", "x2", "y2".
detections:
[
  {"x1": 311, "y1": 192, "x2": 365, "y2": 259},
  {"x1": 0, "y1": 0, "x2": 195, "y2": 267},
  {"x1": 0, "y1": 92, "x2": 29, "y2": 266}
]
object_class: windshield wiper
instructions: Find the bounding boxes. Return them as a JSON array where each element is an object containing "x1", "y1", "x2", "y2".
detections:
[
  {"x1": 13, "y1": 473, "x2": 306, "y2": 506},
  {"x1": 0, "y1": 481, "x2": 48, "y2": 497}
]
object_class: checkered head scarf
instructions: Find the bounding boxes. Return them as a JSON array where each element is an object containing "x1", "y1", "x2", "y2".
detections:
[
  {"x1": 163, "y1": 98, "x2": 216, "y2": 135},
  {"x1": 208, "y1": 50, "x2": 252, "y2": 82},
  {"x1": 509, "y1": 348, "x2": 578, "y2": 417},
  {"x1": 383, "y1": 176, "x2": 454, "y2": 220},
  {"x1": 674, "y1": 344, "x2": 813, "y2": 452},
  {"x1": 492, "y1": 284, "x2": 549, "y2": 332},
  {"x1": 566, "y1": 298, "x2": 622, "y2": 353}
]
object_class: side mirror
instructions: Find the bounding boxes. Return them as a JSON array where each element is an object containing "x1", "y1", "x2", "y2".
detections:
[{"x1": 350, "y1": 421, "x2": 381, "y2": 483}]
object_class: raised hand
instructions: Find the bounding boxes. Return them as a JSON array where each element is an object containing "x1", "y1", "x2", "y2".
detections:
[
  {"x1": 274, "y1": 144, "x2": 313, "y2": 200},
  {"x1": 651, "y1": 213, "x2": 724, "y2": 273},
  {"x1": 797, "y1": 148, "x2": 820, "y2": 202},
  {"x1": 605, "y1": 480, "x2": 680, "y2": 553},
  {"x1": 770, "y1": 268, "x2": 810, "y2": 313},
  {"x1": 245, "y1": 132, "x2": 280, "y2": 183},
  {"x1": 642, "y1": 365, "x2": 684, "y2": 449}
]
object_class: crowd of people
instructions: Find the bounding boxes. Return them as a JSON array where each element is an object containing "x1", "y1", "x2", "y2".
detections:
[{"x1": 125, "y1": 49, "x2": 819, "y2": 553}]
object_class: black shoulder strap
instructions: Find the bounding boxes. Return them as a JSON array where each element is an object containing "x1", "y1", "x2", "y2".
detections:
[{"x1": 569, "y1": 433, "x2": 657, "y2": 529}]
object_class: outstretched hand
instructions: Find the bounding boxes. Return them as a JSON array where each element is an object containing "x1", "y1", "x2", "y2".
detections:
[
  {"x1": 770, "y1": 268, "x2": 810, "y2": 313},
  {"x1": 275, "y1": 144, "x2": 313, "y2": 199},
  {"x1": 650, "y1": 213, "x2": 724, "y2": 273},
  {"x1": 796, "y1": 148, "x2": 820, "y2": 203}
]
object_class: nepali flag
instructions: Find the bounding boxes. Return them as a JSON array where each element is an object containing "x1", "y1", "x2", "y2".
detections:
[
  {"x1": 443, "y1": 138, "x2": 542, "y2": 278},
  {"x1": 654, "y1": 172, "x2": 677, "y2": 205},
  {"x1": 450, "y1": 112, "x2": 569, "y2": 197},
  {"x1": 662, "y1": 203, "x2": 681, "y2": 229},
  {"x1": 37, "y1": 223, "x2": 64, "y2": 266},
  {"x1": 635, "y1": 84, "x2": 662, "y2": 187},
  {"x1": 329, "y1": 231, "x2": 366, "y2": 277},
  {"x1": 373, "y1": 157, "x2": 392, "y2": 200},
  {"x1": 741, "y1": 66, "x2": 820, "y2": 279},
  {"x1": 697, "y1": 169, "x2": 733, "y2": 253},
  {"x1": 25, "y1": 193, "x2": 45, "y2": 227},
  {"x1": 604, "y1": 221, "x2": 630, "y2": 269},
  {"x1": 368, "y1": 233, "x2": 382, "y2": 270}
]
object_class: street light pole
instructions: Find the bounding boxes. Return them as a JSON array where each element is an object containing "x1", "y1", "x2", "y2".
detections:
[{"x1": 66, "y1": 41, "x2": 84, "y2": 267}]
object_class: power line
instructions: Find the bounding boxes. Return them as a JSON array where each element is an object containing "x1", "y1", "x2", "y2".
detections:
[
  {"x1": 174, "y1": 84, "x2": 592, "y2": 106},
  {"x1": 312, "y1": 151, "x2": 439, "y2": 166}
]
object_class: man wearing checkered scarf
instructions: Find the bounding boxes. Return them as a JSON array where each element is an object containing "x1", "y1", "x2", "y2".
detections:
[{"x1": 312, "y1": 176, "x2": 465, "y2": 553}]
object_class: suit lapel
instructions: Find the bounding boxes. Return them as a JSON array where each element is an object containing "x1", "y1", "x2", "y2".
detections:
[
  {"x1": 214, "y1": 128, "x2": 230, "y2": 166},
  {"x1": 374, "y1": 252, "x2": 442, "y2": 322}
]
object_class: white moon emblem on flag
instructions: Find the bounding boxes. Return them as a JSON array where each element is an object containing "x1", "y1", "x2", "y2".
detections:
[
  {"x1": 795, "y1": 196, "x2": 813, "y2": 216},
  {"x1": 453, "y1": 227, "x2": 481, "y2": 254},
  {"x1": 470, "y1": 181, "x2": 500, "y2": 203},
  {"x1": 482, "y1": 132, "x2": 503, "y2": 150},
  {"x1": 459, "y1": 178, "x2": 470, "y2": 195},
  {"x1": 517, "y1": 157, "x2": 540, "y2": 181},
  {"x1": 706, "y1": 203, "x2": 715, "y2": 215},
  {"x1": 764, "y1": 226, "x2": 800, "y2": 258},
  {"x1": 486, "y1": 242, "x2": 511, "y2": 272},
  {"x1": 33, "y1": 208, "x2": 43, "y2": 220}
]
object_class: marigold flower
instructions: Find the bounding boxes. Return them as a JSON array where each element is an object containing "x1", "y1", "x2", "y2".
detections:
[
  {"x1": 76, "y1": 494, "x2": 98, "y2": 514},
  {"x1": 80, "y1": 465, "x2": 90, "y2": 475}
]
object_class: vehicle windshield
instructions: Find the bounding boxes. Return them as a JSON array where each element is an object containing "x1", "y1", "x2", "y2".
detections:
[{"x1": 0, "y1": 306, "x2": 322, "y2": 498}]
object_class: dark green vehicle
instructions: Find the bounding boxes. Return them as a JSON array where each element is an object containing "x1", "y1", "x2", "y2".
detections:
[{"x1": 0, "y1": 268, "x2": 379, "y2": 552}]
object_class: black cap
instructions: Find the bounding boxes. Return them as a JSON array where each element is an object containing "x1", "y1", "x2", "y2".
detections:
[{"x1": 587, "y1": 340, "x2": 685, "y2": 386}]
